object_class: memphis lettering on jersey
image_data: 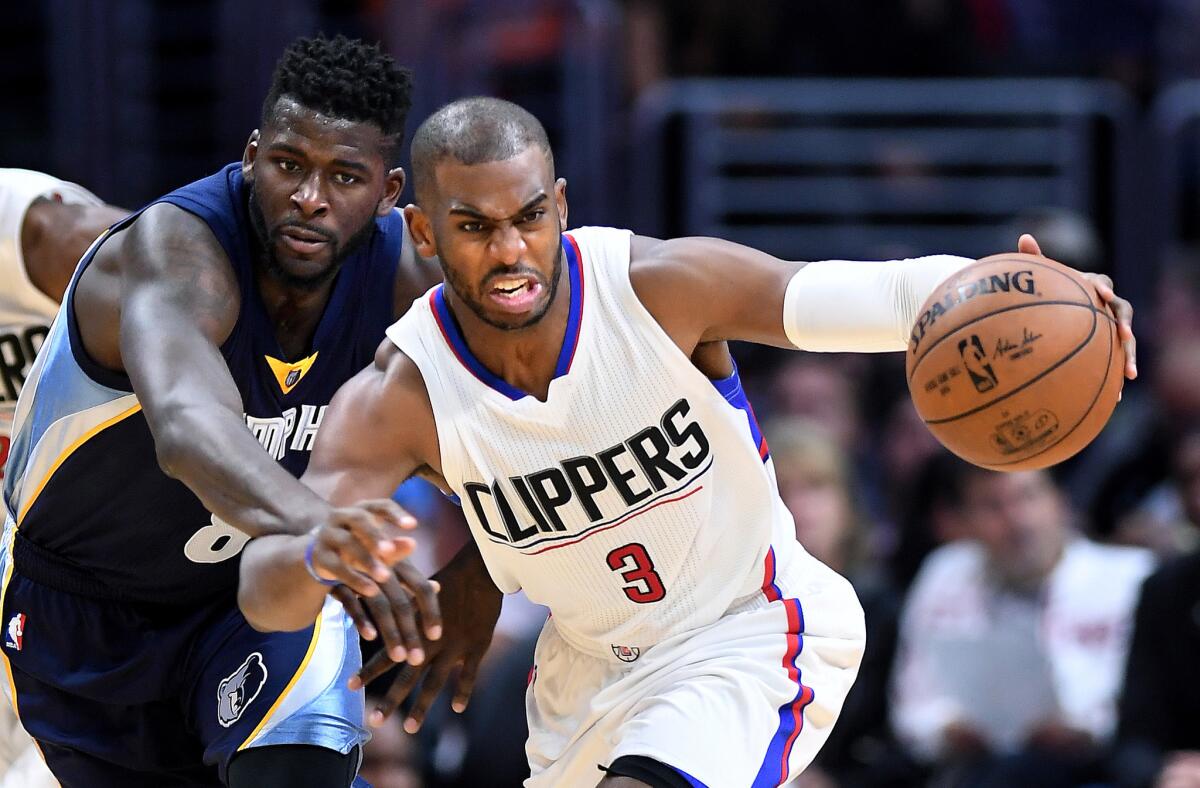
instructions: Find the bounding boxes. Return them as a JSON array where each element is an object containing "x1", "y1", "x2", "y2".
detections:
[
  {"x1": 0, "y1": 324, "x2": 49, "y2": 404},
  {"x1": 244, "y1": 404, "x2": 325, "y2": 460},
  {"x1": 464, "y1": 398, "x2": 711, "y2": 548}
]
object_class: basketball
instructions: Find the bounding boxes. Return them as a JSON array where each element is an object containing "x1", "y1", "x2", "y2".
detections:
[{"x1": 906, "y1": 253, "x2": 1124, "y2": 471}]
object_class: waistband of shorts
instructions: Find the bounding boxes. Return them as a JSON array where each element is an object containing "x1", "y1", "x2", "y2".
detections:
[{"x1": 12, "y1": 529, "x2": 142, "y2": 602}]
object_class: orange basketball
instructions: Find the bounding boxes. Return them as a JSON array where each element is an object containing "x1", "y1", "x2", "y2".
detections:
[{"x1": 905, "y1": 253, "x2": 1124, "y2": 471}]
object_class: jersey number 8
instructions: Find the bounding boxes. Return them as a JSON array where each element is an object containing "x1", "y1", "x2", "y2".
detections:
[{"x1": 184, "y1": 515, "x2": 251, "y2": 564}]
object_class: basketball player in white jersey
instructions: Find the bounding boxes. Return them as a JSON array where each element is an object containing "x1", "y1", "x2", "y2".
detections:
[
  {"x1": 0, "y1": 169, "x2": 126, "y2": 788},
  {"x1": 237, "y1": 98, "x2": 1137, "y2": 787}
]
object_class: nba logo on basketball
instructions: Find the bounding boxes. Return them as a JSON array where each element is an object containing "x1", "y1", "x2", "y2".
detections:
[
  {"x1": 5, "y1": 613, "x2": 25, "y2": 651},
  {"x1": 612, "y1": 645, "x2": 640, "y2": 663}
]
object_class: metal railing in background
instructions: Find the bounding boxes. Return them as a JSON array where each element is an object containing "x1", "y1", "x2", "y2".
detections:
[
  {"x1": 1153, "y1": 81, "x2": 1200, "y2": 251},
  {"x1": 632, "y1": 79, "x2": 1146, "y2": 297}
]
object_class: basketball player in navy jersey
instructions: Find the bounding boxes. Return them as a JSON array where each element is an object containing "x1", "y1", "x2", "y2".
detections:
[
  {"x1": 240, "y1": 98, "x2": 1137, "y2": 786},
  {"x1": 0, "y1": 36, "x2": 460, "y2": 787}
]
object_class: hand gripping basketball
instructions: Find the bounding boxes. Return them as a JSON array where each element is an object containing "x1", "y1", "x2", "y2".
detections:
[{"x1": 906, "y1": 235, "x2": 1134, "y2": 471}]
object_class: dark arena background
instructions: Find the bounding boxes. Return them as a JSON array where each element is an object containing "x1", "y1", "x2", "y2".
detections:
[{"x1": 3, "y1": 2, "x2": 1200, "y2": 787}]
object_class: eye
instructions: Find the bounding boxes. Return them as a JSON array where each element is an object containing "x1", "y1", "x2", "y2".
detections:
[
  {"x1": 277, "y1": 159, "x2": 300, "y2": 173},
  {"x1": 333, "y1": 172, "x2": 360, "y2": 185},
  {"x1": 520, "y1": 209, "x2": 546, "y2": 224},
  {"x1": 459, "y1": 222, "x2": 484, "y2": 233}
]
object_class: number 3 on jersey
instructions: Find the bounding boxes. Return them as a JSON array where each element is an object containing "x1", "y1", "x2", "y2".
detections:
[{"x1": 607, "y1": 543, "x2": 666, "y2": 603}]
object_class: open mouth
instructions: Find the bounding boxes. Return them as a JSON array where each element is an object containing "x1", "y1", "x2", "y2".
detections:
[{"x1": 488, "y1": 276, "x2": 543, "y2": 312}]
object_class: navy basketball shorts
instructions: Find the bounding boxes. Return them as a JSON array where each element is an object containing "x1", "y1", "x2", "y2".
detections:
[{"x1": 0, "y1": 559, "x2": 366, "y2": 787}]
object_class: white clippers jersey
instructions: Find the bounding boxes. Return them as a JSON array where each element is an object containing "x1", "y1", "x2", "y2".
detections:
[
  {"x1": 387, "y1": 226, "x2": 806, "y2": 659},
  {"x1": 0, "y1": 169, "x2": 103, "y2": 448}
]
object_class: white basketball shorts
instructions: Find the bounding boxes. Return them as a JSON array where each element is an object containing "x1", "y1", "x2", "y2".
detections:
[{"x1": 524, "y1": 547, "x2": 866, "y2": 787}]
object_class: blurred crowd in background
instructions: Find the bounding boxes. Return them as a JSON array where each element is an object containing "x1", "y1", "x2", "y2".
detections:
[{"x1": 6, "y1": 2, "x2": 1200, "y2": 787}]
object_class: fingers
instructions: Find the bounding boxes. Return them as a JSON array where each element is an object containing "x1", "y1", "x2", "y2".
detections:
[
  {"x1": 1098, "y1": 286, "x2": 1137, "y2": 380},
  {"x1": 351, "y1": 647, "x2": 405, "y2": 691},
  {"x1": 368, "y1": 663, "x2": 424, "y2": 728},
  {"x1": 395, "y1": 562, "x2": 442, "y2": 641},
  {"x1": 330, "y1": 586, "x2": 376, "y2": 641},
  {"x1": 1113, "y1": 299, "x2": 1137, "y2": 379},
  {"x1": 357, "y1": 581, "x2": 416, "y2": 665},
  {"x1": 316, "y1": 521, "x2": 393, "y2": 584},
  {"x1": 401, "y1": 658, "x2": 456, "y2": 733},
  {"x1": 358, "y1": 498, "x2": 419, "y2": 534},
  {"x1": 451, "y1": 653, "x2": 482, "y2": 714},
  {"x1": 375, "y1": 575, "x2": 428, "y2": 666},
  {"x1": 333, "y1": 506, "x2": 414, "y2": 572},
  {"x1": 1081, "y1": 272, "x2": 1137, "y2": 379},
  {"x1": 1017, "y1": 233, "x2": 1043, "y2": 257}
]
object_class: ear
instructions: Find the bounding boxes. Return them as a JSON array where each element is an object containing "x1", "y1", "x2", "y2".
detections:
[
  {"x1": 377, "y1": 167, "x2": 406, "y2": 217},
  {"x1": 554, "y1": 177, "x2": 568, "y2": 230},
  {"x1": 403, "y1": 204, "x2": 437, "y2": 258},
  {"x1": 242, "y1": 130, "x2": 260, "y2": 179}
]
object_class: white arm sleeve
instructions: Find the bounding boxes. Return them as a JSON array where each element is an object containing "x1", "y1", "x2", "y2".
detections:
[{"x1": 782, "y1": 255, "x2": 975, "y2": 352}]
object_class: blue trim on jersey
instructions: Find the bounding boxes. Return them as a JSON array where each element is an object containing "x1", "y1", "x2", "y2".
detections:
[
  {"x1": 752, "y1": 547, "x2": 816, "y2": 787},
  {"x1": 431, "y1": 288, "x2": 525, "y2": 400},
  {"x1": 430, "y1": 236, "x2": 582, "y2": 400},
  {"x1": 670, "y1": 764, "x2": 709, "y2": 787},
  {"x1": 709, "y1": 361, "x2": 770, "y2": 462},
  {"x1": 555, "y1": 233, "x2": 585, "y2": 378}
]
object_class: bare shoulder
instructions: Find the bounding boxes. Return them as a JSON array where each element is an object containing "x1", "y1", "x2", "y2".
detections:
[
  {"x1": 116, "y1": 203, "x2": 236, "y2": 283},
  {"x1": 325, "y1": 340, "x2": 440, "y2": 470},
  {"x1": 627, "y1": 234, "x2": 732, "y2": 353},
  {"x1": 76, "y1": 202, "x2": 241, "y2": 369},
  {"x1": 628, "y1": 232, "x2": 801, "y2": 347}
]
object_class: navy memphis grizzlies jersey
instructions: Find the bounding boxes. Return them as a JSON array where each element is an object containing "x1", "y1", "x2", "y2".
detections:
[{"x1": 2, "y1": 163, "x2": 401, "y2": 604}]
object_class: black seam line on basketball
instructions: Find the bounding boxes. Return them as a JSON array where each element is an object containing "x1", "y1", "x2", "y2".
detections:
[
  {"x1": 984, "y1": 307, "x2": 1115, "y2": 467},
  {"x1": 906, "y1": 257, "x2": 1096, "y2": 383},
  {"x1": 480, "y1": 455, "x2": 714, "y2": 551},
  {"x1": 922, "y1": 303, "x2": 1098, "y2": 425},
  {"x1": 908, "y1": 299, "x2": 1095, "y2": 383}
]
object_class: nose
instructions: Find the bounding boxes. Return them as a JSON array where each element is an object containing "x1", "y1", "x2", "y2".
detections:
[
  {"x1": 489, "y1": 223, "x2": 526, "y2": 266},
  {"x1": 290, "y1": 172, "x2": 329, "y2": 217}
]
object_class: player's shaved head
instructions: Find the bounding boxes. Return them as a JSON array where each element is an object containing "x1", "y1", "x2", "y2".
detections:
[{"x1": 410, "y1": 97, "x2": 554, "y2": 202}]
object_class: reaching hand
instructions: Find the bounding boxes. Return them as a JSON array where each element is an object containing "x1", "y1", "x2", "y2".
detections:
[
  {"x1": 305, "y1": 499, "x2": 417, "y2": 597},
  {"x1": 1018, "y1": 233, "x2": 1136, "y2": 380},
  {"x1": 347, "y1": 544, "x2": 503, "y2": 732},
  {"x1": 332, "y1": 560, "x2": 443, "y2": 667}
]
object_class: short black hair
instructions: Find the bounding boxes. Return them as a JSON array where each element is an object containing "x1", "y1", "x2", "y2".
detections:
[
  {"x1": 410, "y1": 97, "x2": 553, "y2": 201},
  {"x1": 261, "y1": 34, "x2": 413, "y2": 161}
]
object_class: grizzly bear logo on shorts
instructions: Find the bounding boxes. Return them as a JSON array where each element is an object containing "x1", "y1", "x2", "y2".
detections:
[{"x1": 217, "y1": 652, "x2": 269, "y2": 728}]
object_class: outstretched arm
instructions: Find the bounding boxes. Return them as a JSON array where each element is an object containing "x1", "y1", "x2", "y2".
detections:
[
  {"x1": 629, "y1": 233, "x2": 1136, "y2": 378},
  {"x1": 79, "y1": 203, "x2": 339, "y2": 537},
  {"x1": 239, "y1": 342, "x2": 433, "y2": 631}
]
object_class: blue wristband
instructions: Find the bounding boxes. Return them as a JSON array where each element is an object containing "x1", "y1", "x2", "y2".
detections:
[{"x1": 303, "y1": 537, "x2": 340, "y2": 587}]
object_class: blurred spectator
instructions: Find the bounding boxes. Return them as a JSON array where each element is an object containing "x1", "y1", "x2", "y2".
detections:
[
  {"x1": 360, "y1": 696, "x2": 425, "y2": 788},
  {"x1": 887, "y1": 450, "x2": 974, "y2": 593},
  {"x1": 768, "y1": 357, "x2": 863, "y2": 453},
  {"x1": 1152, "y1": 248, "x2": 1200, "y2": 344},
  {"x1": 891, "y1": 465, "x2": 1154, "y2": 787},
  {"x1": 770, "y1": 419, "x2": 919, "y2": 787},
  {"x1": 1083, "y1": 335, "x2": 1200, "y2": 550},
  {"x1": 1112, "y1": 425, "x2": 1200, "y2": 788}
]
